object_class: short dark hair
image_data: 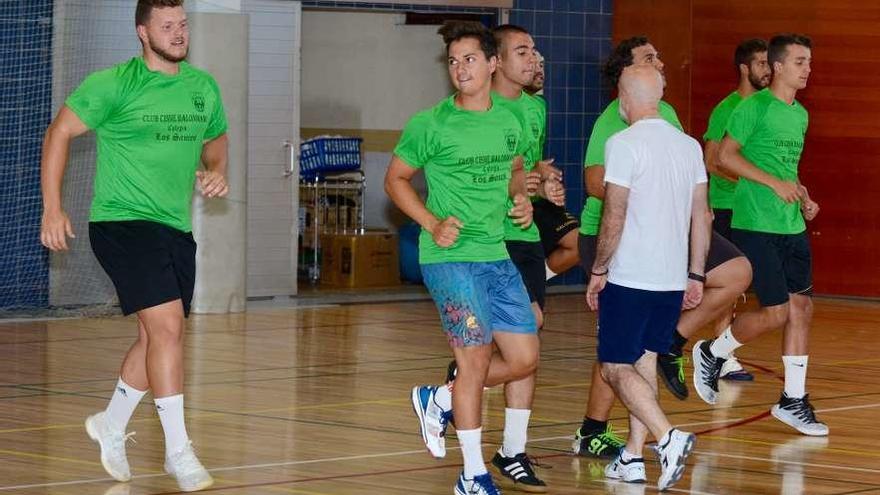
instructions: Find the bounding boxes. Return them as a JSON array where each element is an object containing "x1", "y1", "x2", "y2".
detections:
[
  {"x1": 768, "y1": 34, "x2": 812, "y2": 69},
  {"x1": 136, "y1": 0, "x2": 184, "y2": 27},
  {"x1": 491, "y1": 24, "x2": 530, "y2": 52},
  {"x1": 602, "y1": 36, "x2": 650, "y2": 87},
  {"x1": 438, "y1": 21, "x2": 497, "y2": 59},
  {"x1": 734, "y1": 38, "x2": 768, "y2": 71}
]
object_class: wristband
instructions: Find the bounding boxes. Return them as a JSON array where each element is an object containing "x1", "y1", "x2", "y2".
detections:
[
  {"x1": 591, "y1": 269, "x2": 608, "y2": 277},
  {"x1": 688, "y1": 272, "x2": 706, "y2": 283}
]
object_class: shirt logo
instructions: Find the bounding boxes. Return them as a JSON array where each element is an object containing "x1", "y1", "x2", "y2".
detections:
[
  {"x1": 504, "y1": 129, "x2": 518, "y2": 153},
  {"x1": 192, "y1": 93, "x2": 205, "y2": 113}
]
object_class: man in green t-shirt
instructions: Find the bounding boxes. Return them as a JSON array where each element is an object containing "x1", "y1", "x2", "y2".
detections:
[
  {"x1": 704, "y1": 39, "x2": 771, "y2": 239},
  {"x1": 693, "y1": 34, "x2": 827, "y2": 437},
  {"x1": 39, "y1": 1, "x2": 225, "y2": 491},
  {"x1": 386, "y1": 22, "x2": 539, "y2": 495}
]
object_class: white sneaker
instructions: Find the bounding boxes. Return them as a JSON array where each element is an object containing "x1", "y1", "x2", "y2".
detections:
[
  {"x1": 604, "y1": 453, "x2": 646, "y2": 483},
  {"x1": 164, "y1": 441, "x2": 214, "y2": 492},
  {"x1": 410, "y1": 385, "x2": 452, "y2": 458},
  {"x1": 692, "y1": 340, "x2": 724, "y2": 405},
  {"x1": 771, "y1": 394, "x2": 829, "y2": 436},
  {"x1": 85, "y1": 412, "x2": 134, "y2": 482},
  {"x1": 656, "y1": 429, "x2": 695, "y2": 491}
]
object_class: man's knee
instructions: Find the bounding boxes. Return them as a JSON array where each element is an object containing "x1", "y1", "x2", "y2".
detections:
[
  {"x1": 707, "y1": 256, "x2": 752, "y2": 292},
  {"x1": 761, "y1": 302, "x2": 790, "y2": 328},
  {"x1": 789, "y1": 293, "x2": 813, "y2": 318},
  {"x1": 600, "y1": 362, "x2": 628, "y2": 384}
]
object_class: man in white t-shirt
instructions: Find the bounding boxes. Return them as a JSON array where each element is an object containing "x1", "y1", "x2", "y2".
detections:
[{"x1": 585, "y1": 65, "x2": 712, "y2": 491}]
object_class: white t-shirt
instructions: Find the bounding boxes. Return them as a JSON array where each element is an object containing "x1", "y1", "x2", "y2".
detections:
[{"x1": 603, "y1": 118, "x2": 707, "y2": 291}]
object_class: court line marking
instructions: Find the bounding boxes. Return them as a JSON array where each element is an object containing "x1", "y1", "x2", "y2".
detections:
[
  {"x1": 594, "y1": 478, "x2": 719, "y2": 495},
  {"x1": 693, "y1": 450, "x2": 880, "y2": 475},
  {"x1": 0, "y1": 410, "x2": 853, "y2": 492}
]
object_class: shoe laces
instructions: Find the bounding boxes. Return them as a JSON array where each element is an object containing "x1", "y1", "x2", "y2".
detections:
[
  {"x1": 598, "y1": 424, "x2": 625, "y2": 449},
  {"x1": 439, "y1": 410, "x2": 453, "y2": 437},
  {"x1": 169, "y1": 442, "x2": 205, "y2": 474},
  {"x1": 514, "y1": 452, "x2": 549, "y2": 471},
  {"x1": 470, "y1": 473, "x2": 502, "y2": 495},
  {"x1": 673, "y1": 355, "x2": 689, "y2": 383},
  {"x1": 108, "y1": 430, "x2": 137, "y2": 451},
  {"x1": 698, "y1": 347, "x2": 721, "y2": 392},
  {"x1": 784, "y1": 395, "x2": 820, "y2": 423}
]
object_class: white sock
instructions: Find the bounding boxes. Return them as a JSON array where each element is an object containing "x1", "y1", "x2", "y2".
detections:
[
  {"x1": 458, "y1": 427, "x2": 488, "y2": 478},
  {"x1": 620, "y1": 448, "x2": 640, "y2": 461},
  {"x1": 105, "y1": 377, "x2": 147, "y2": 431},
  {"x1": 155, "y1": 394, "x2": 190, "y2": 456},
  {"x1": 709, "y1": 327, "x2": 743, "y2": 358},
  {"x1": 782, "y1": 355, "x2": 808, "y2": 399},
  {"x1": 502, "y1": 408, "x2": 531, "y2": 457},
  {"x1": 434, "y1": 384, "x2": 452, "y2": 412},
  {"x1": 545, "y1": 263, "x2": 557, "y2": 281}
]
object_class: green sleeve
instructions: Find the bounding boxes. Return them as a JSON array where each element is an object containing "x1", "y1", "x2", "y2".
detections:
[
  {"x1": 584, "y1": 112, "x2": 614, "y2": 167},
  {"x1": 702, "y1": 102, "x2": 727, "y2": 142},
  {"x1": 204, "y1": 77, "x2": 228, "y2": 141},
  {"x1": 65, "y1": 68, "x2": 121, "y2": 130},
  {"x1": 725, "y1": 99, "x2": 760, "y2": 146},
  {"x1": 393, "y1": 112, "x2": 436, "y2": 169}
]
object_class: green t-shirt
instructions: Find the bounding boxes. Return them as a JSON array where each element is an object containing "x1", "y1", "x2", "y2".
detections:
[
  {"x1": 578, "y1": 99, "x2": 682, "y2": 235},
  {"x1": 66, "y1": 57, "x2": 228, "y2": 233},
  {"x1": 394, "y1": 94, "x2": 529, "y2": 264},
  {"x1": 703, "y1": 91, "x2": 743, "y2": 209},
  {"x1": 493, "y1": 90, "x2": 546, "y2": 242},
  {"x1": 725, "y1": 88, "x2": 808, "y2": 234}
]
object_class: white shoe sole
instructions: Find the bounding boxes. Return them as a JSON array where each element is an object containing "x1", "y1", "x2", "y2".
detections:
[
  {"x1": 410, "y1": 387, "x2": 445, "y2": 458},
  {"x1": 85, "y1": 416, "x2": 131, "y2": 482},
  {"x1": 176, "y1": 476, "x2": 214, "y2": 492},
  {"x1": 657, "y1": 433, "x2": 695, "y2": 491},
  {"x1": 771, "y1": 405, "x2": 829, "y2": 436},
  {"x1": 691, "y1": 343, "x2": 718, "y2": 405}
]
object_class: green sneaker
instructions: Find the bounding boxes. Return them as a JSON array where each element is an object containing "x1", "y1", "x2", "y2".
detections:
[{"x1": 572, "y1": 423, "x2": 625, "y2": 459}]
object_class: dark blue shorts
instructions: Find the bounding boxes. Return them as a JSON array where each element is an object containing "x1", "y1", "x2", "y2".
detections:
[
  {"x1": 597, "y1": 283, "x2": 684, "y2": 364},
  {"x1": 421, "y1": 260, "x2": 537, "y2": 347}
]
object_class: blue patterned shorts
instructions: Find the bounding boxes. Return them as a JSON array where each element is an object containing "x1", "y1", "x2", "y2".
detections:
[{"x1": 420, "y1": 260, "x2": 537, "y2": 347}]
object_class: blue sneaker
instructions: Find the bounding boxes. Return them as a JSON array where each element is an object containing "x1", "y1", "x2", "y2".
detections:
[
  {"x1": 455, "y1": 472, "x2": 502, "y2": 495},
  {"x1": 411, "y1": 385, "x2": 453, "y2": 458}
]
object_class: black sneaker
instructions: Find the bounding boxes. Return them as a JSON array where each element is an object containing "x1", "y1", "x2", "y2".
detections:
[
  {"x1": 446, "y1": 360, "x2": 457, "y2": 384},
  {"x1": 691, "y1": 339, "x2": 725, "y2": 405},
  {"x1": 491, "y1": 450, "x2": 548, "y2": 493},
  {"x1": 657, "y1": 353, "x2": 689, "y2": 400},
  {"x1": 571, "y1": 423, "x2": 625, "y2": 459}
]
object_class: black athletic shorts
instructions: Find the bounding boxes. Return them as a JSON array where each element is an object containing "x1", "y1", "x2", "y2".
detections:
[
  {"x1": 578, "y1": 233, "x2": 597, "y2": 281},
  {"x1": 533, "y1": 198, "x2": 580, "y2": 256},
  {"x1": 505, "y1": 240, "x2": 546, "y2": 309},
  {"x1": 705, "y1": 229, "x2": 744, "y2": 273},
  {"x1": 713, "y1": 208, "x2": 733, "y2": 241},
  {"x1": 89, "y1": 220, "x2": 197, "y2": 317},
  {"x1": 731, "y1": 229, "x2": 813, "y2": 307}
]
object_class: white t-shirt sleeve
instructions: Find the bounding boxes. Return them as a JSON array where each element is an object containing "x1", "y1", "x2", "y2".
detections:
[
  {"x1": 603, "y1": 136, "x2": 637, "y2": 188},
  {"x1": 692, "y1": 141, "x2": 708, "y2": 185}
]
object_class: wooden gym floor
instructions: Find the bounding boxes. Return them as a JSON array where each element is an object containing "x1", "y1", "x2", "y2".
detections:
[{"x1": 1, "y1": 294, "x2": 878, "y2": 494}]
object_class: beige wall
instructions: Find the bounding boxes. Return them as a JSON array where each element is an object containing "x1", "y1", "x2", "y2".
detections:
[{"x1": 301, "y1": 10, "x2": 452, "y2": 132}]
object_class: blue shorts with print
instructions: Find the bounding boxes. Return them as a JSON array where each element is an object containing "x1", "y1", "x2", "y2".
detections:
[{"x1": 420, "y1": 260, "x2": 537, "y2": 347}]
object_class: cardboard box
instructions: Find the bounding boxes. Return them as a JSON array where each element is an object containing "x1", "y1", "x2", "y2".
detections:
[{"x1": 320, "y1": 230, "x2": 400, "y2": 288}]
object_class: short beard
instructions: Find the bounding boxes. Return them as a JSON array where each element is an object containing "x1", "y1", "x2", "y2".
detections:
[
  {"x1": 148, "y1": 38, "x2": 188, "y2": 63},
  {"x1": 748, "y1": 72, "x2": 768, "y2": 91}
]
